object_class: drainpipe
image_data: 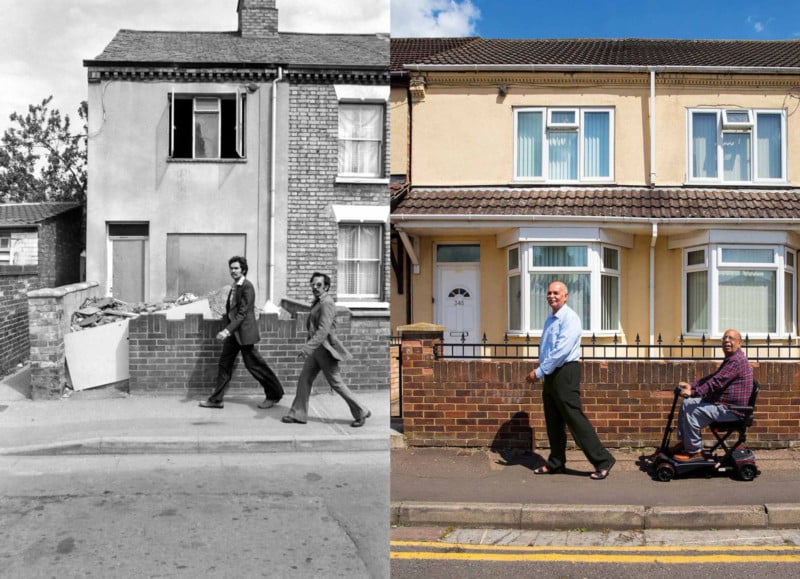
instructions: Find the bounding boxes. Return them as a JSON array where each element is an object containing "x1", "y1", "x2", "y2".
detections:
[
  {"x1": 650, "y1": 222, "x2": 658, "y2": 353},
  {"x1": 649, "y1": 68, "x2": 656, "y2": 186},
  {"x1": 263, "y1": 66, "x2": 283, "y2": 313}
]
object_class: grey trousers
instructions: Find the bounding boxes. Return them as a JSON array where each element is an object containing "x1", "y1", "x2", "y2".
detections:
[{"x1": 285, "y1": 347, "x2": 368, "y2": 422}]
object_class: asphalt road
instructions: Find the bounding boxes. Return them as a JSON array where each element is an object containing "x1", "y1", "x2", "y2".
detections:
[{"x1": 0, "y1": 452, "x2": 389, "y2": 578}]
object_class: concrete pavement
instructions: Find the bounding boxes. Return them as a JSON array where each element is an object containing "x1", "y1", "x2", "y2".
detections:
[
  {"x1": 390, "y1": 445, "x2": 800, "y2": 530},
  {"x1": 0, "y1": 365, "x2": 389, "y2": 455}
]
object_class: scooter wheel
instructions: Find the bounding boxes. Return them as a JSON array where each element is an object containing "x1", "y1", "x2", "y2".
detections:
[
  {"x1": 656, "y1": 463, "x2": 675, "y2": 482},
  {"x1": 738, "y1": 463, "x2": 758, "y2": 481}
]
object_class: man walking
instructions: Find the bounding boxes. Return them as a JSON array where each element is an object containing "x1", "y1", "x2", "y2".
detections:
[
  {"x1": 526, "y1": 281, "x2": 615, "y2": 480},
  {"x1": 200, "y1": 256, "x2": 284, "y2": 409},
  {"x1": 282, "y1": 272, "x2": 371, "y2": 427}
]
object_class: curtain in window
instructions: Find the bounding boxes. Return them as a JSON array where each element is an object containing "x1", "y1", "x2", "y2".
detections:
[
  {"x1": 529, "y1": 273, "x2": 590, "y2": 330},
  {"x1": 723, "y1": 132, "x2": 751, "y2": 181},
  {"x1": 517, "y1": 112, "x2": 542, "y2": 178},
  {"x1": 601, "y1": 274, "x2": 619, "y2": 331},
  {"x1": 338, "y1": 104, "x2": 382, "y2": 176},
  {"x1": 686, "y1": 270, "x2": 708, "y2": 333},
  {"x1": 757, "y1": 113, "x2": 782, "y2": 179},
  {"x1": 533, "y1": 246, "x2": 588, "y2": 267},
  {"x1": 508, "y1": 274, "x2": 521, "y2": 331},
  {"x1": 338, "y1": 224, "x2": 380, "y2": 297},
  {"x1": 692, "y1": 113, "x2": 717, "y2": 178},
  {"x1": 718, "y1": 270, "x2": 776, "y2": 333},
  {"x1": 548, "y1": 131, "x2": 578, "y2": 180},
  {"x1": 584, "y1": 112, "x2": 610, "y2": 178}
]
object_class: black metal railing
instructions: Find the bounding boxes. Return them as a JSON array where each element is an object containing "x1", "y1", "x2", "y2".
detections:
[{"x1": 433, "y1": 332, "x2": 798, "y2": 361}]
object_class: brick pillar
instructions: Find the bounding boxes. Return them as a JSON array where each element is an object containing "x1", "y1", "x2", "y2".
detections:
[
  {"x1": 398, "y1": 323, "x2": 445, "y2": 446},
  {"x1": 28, "y1": 282, "x2": 101, "y2": 399}
]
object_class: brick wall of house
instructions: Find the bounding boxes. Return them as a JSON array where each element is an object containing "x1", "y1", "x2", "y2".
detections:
[
  {"x1": 127, "y1": 306, "x2": 389, "y2": 394},
  {"x1": 37, "y1": 210, "x2": 83, "y2": 288},
  {"x1": 400, "y1": 333, "x2": 800, "y2": 449},
  {"x1": 0, "y1": 266, "x2": 38, "y2": 375},
  {"x1": 285, "y1": 82, "x2": 390, "y2": 302}
]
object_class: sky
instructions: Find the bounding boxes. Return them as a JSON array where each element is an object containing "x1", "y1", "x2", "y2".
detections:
[
  {"x1": 0, "y1": 0, "x2": 389, "y2": 134},
  {"x1": 4, "y1": 0, "x2": 800, "y2": 136},
  {"x1": 390, "y1": 0, "x2": 800, "y2": 39}
]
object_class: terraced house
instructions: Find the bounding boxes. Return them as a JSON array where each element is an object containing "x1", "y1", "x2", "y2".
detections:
[
  {"x1": 84, "y1": 0, "x2": 390, "y2": 313},
  {"x1": 391, "y1": 37, "x2": 800, "y2": 351}
]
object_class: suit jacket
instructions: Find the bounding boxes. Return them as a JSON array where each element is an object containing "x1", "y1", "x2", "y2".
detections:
[
  {"x1": 302, "y1": 292, "x2": 351, "y2": 361},
  {"x1": 224, "y1": 278, "x2": 260, "y2": 345}
]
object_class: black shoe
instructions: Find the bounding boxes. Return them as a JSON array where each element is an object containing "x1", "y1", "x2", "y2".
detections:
[
  {"x1": 350, "y1": 410, "x2": 371, "y2": 428},
  {"x1": 199, "y1": 400, "x2": 223, "y2": 409},
  {"x1": 281, "y1": 415, "x2": 306, "y2": 424}
]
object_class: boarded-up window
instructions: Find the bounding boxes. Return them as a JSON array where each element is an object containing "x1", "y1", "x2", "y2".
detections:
[{"x1": 166, "y1": 234, "x2": 246, "y2": 298}]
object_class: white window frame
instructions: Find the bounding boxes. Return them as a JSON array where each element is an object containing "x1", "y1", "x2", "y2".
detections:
[
  {"x1": 682, "y1": 244, "x2": 795, "y2": 338},
  {"x1": 169, "y1": 91, "x2": 246, "y2": 160},
  {"x1": 334, "y1": 85, "x2": 389, "y2": 184},
  {"x1": 332, "y1": 204, "x2": 388, "y2": 308},
  {"x1": 507, "y1": 245, "x2": 522, "y2": 332},
  {"x1": 509, "y1": 241, "x2": 621, "y2": 335},
  {"x1": 687, "y1": 108, "x2": 787, "y2": 184},
  {"x1": 514, "y1": 106, "x2": 614, "y2": 184},
  {"x1": 0, "y1": 236, "x2": 10, "y2": 264}
]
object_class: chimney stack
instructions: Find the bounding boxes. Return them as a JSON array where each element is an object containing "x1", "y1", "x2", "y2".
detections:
[{"x1": 238, "y1": 0, "x2": 279, "y2": 38}]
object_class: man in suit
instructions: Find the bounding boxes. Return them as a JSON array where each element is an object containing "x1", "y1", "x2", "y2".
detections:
[
  {"x1": 282, "y1": 272, "x2": 371, "y2": 427},
  {"x1": 200, "y1": 255, "x2": 284, "y2": 409}
]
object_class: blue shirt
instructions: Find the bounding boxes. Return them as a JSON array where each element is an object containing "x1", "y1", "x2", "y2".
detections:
[{"x1": 535, "y1": 303, "x2": 582, "y2": 379}]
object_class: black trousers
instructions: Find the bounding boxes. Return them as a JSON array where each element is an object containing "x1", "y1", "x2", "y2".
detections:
[
  {"x1": 541, "y1": 361, "x2": 614, "y2": 471},
  {"x1": 208, "y1": 336, "x2": 284, "y2": 403}
]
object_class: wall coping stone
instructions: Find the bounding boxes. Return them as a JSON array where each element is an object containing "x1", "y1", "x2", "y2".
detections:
[
  {"x1": 28, "y1": 281, "x2": 99, "y2": 298},
  {"x1": 0, "y1": 265, "x2": 38, "y2": 277}
]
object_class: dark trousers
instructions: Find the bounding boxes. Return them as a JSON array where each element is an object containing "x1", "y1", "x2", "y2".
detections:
[
  {"x1": 208, "y1": 336, "x2": 284, "y2": 403},
  {"x1": 541, "y1": 361, "x2": 614, "y2": 470}
]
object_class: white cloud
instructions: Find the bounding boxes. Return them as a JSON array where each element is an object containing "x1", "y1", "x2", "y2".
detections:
[
  {"x1": 391, "y1": 0, "x2": 480, "y2": 37},
  {"x1": 746, "y1": 15, "x2": 765, "y2": 33},
  {"x1": 0, "y1": 0, "x2": 388, "y2": 134}
]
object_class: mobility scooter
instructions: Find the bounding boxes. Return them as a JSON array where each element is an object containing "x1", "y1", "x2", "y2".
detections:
[{"x1": 645, "y1": 382, "x2": 760, "y2": 482}]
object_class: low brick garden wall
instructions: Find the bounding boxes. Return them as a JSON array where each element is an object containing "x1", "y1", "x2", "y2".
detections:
[
  {"x1": 400, "y1": 330, "x2": 800, "y2": 450},
  {"x1": 128, "y1": 304, "x2": 389, "y2": 395}
]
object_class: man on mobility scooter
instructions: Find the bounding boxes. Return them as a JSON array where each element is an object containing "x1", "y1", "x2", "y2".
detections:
[{"x1": 648, "y1": 328, "x2": 759, "y2": 481}]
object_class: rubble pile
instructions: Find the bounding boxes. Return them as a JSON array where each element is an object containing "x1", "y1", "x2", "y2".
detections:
[{"x1": 70, "y1": 293, "x2": 206, "y2": 332}]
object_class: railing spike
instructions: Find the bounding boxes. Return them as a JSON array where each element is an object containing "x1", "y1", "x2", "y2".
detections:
[
  {"x1": 482, "y1": 332, "x2": 487, "y2": 344},
  {"x1": 635, "y1": 333, "x2": 640, "y2": 345},
  {"x1": 504, "y1": 332, "x2": 509, "y2": 344}
]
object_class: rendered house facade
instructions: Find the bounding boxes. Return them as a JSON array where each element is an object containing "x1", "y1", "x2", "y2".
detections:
[
  {"x1": 391, "y1": 37, "x2": 800, "y2": 348},
  {"x1": 83, "y1": 0, "x2": 391, "y2": 312}
]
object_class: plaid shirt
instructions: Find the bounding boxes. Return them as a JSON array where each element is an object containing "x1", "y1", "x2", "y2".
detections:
[{"x1": 691, "y1": 348, "x2": 754, "y2": 416}]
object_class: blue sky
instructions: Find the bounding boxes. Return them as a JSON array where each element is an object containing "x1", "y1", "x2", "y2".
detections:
[{"x1": 391, "y1": 0, "x2": 800, "y2": 39}]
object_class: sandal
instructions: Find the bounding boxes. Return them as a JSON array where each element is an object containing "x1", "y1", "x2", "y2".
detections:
[
  {"x1": 589, "y1": 460, "x2": 615, "y2": 480},
  {"x1": 533, "y1": 464, "x2": 563, "y2": 475}
]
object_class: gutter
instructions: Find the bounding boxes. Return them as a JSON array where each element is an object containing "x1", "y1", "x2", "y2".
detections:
[
  {"x1": 649, "y1": 69, "x2": 656, "y2": 186},
  {"x1": 390, "y1": 213, "x2": 800, "y2": 226},
  {"x1": 403, "y1": 63, "x2": 800, "y2": 75}
]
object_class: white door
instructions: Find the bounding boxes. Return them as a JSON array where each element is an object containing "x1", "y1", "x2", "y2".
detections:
[{"x1": 436, "y1": 263, "x2": 480, "y2": 343}]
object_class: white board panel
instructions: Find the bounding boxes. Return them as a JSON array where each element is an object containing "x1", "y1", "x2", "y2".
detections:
[{"x1": 64, "y1": 320, "x2": 130, "y2": 391}]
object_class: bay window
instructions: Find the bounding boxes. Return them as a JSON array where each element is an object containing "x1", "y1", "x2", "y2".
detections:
[
  {"x1": 515, "y1": 107, "x2": 613, "y2": 182},
  {"x1": 684, "y1": 245, "x2": 795, "y2": 337},
  {"x1": 507, "y1": 242, "x2": 621, "y2": 334},
  {"x1": 688, "y1": 108, "x2": 786, "y2": 183}
]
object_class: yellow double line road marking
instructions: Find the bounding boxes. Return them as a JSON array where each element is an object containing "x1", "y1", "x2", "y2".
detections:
[{"x1": 390, "y1": 540, "x2": 800, "y2": 563}]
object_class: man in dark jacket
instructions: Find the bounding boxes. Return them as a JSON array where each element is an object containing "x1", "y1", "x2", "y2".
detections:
[{"x1": 200, "y1": 256, "x2": 283, "y2": 409}]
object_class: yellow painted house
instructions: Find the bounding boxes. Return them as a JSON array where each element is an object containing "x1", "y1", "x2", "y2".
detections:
[{"x1": 390, "y1": 37, "x2": 800, "y2": 351}]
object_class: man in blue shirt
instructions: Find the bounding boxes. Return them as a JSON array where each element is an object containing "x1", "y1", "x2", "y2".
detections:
[{"x1": 526, "y1": 281, "x2": 616, "y2": 480}]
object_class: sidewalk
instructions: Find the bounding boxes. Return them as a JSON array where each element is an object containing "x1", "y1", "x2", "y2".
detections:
[
  {"x1": 0, "y1": 367, "x2": 389, "y2": 455},
  {"x1": 390, "y1": 445, "x2": 800, "y2": 531}
]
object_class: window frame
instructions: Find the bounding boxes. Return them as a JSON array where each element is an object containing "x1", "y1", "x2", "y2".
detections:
[
  {"x1": 337, "y1": 102, "x2": 385, "y2": 180},
  {"x1": 687, "y1": 107, "x2": 787, "y2": 184},
  {"x1": 336, "y1": 221, "x2": 384, "y2": 301},
  {"x1": 508, "y1": 241, "x2": 622, "y2": 335},
  {"x1": 682, "y1": 244, "x2": 795, "y2": 338},
  {"x1": 513, "y1": 106, "x2": 615, "y2": 184},
  {"x1": 169, "y1": 91, "x2": 246, "y2": 161}
]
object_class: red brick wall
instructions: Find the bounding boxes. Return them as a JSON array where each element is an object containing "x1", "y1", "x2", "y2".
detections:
[{"x1": 400, "y1": 334, "x2": 800, "y2": 449}]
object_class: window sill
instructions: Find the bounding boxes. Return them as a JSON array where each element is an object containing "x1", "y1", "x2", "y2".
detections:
[
  {"x1": 683, "y1": 180, "x2": 790, "y2": 188},
  {"x1": 335, "y1": 177, "x2": 390, "y2": 185},
  {"x1": 509, "y1": 179, "x2": 616, "y2": 186},
  {"x1": 167, "y1": 158, "x2": 247, "y2": 164},
  {"x1": 337, "y1": 301, "x2": 389, "y2": 310}
]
